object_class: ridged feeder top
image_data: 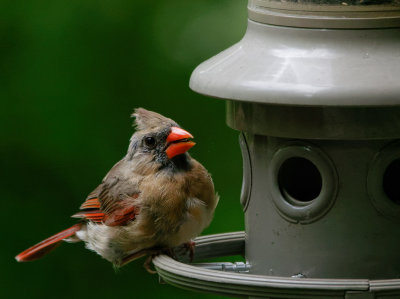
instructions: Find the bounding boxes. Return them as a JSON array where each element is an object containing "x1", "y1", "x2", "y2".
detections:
[
  {"x1": 249, "y1": 0, "x2": 400, "y2": 28},
  {"x1": 190, "y1": 0, "x2": 400, "y2": 107},
  {"x1": 262, "y1": 0, "x2": 400, "y2": 4}
]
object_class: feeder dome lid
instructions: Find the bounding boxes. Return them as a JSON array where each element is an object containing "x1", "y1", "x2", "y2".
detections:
[{"x1": 190, "y1": 1, "x2": 400, "y2": 107}]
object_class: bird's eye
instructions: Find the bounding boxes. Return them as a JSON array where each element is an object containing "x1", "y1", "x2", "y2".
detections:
[{"x1": 144, "y1": 136, "x2": 156, "y2": 148}]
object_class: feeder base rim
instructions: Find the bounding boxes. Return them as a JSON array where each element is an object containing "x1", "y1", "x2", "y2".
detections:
[{"x1": 153, "y1": 231, "x2": 400, "y2": 297}]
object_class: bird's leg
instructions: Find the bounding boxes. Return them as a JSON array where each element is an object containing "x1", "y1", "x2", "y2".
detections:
[
  {"x1": 143, "y1": 247, "x2": 174, "y2": 274},
  {"x1": 143, "y1": 254, "x2": 157, "y2": 274},
  {"x1": 120, "y1": 249, "x2": 148, "y2": 267},
  {"x1": 120, "y1": 246, "x2": 178, "y2": 274},
  {"x1": 165, "y1": 247, "x2": 176, "y2": 259},
  {"x1": 184, "y1": 240, "x2": 195, "y2": 262}
]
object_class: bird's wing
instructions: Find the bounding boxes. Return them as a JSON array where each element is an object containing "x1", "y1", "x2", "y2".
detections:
[{"x1": 71, "y1": 165, "x2": 141, "y2": 227}]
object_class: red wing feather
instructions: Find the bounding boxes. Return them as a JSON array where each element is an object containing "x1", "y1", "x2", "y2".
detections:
[
  {"x1": 71, "y1": 210, "x2": 105, "y2": 223},
  {"x1": 73, "y1": 196, "x2": 139, "y2": 226},
  {"x1": 80, "y1": 197, "x2": 101, "y2": 209},
  {"x1": 104, "y1": 206, "x2": 139, "y2": 227}
]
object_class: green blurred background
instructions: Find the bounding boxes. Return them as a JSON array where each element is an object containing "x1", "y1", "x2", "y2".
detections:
[{"x1": 1, "y1": 1, "x2": 247, "y2": 298}]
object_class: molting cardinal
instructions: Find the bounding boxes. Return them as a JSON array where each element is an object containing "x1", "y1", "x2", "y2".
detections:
[{"x1": 16, "y1": 108, "x2": 218, "y2": 272}]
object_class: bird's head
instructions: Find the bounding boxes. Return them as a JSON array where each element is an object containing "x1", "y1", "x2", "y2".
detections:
[{"x1": 127, "y1": 108, "x2": 195, "y2": 171}]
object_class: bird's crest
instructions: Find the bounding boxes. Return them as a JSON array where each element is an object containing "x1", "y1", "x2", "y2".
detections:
[{"x1": 132, "y1": 108, "x2": 177, "y2": 130}]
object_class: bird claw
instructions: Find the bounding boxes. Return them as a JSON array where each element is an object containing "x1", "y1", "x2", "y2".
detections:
[
  {"x1": 143, "y1": 255, "x2": 157, "y2": 274},
  {"x1": 183, "y1": 240, "x2": 195, "y2": 262},
  {"x1": 122, "y1": 246, "x2": 185, "y2": 274},
  {"x1": 142, "y1": 248, "x2": 173, "y2": 274},
  {"x1": 168, "y1": 248, "x2": 178, "y2": 259}
]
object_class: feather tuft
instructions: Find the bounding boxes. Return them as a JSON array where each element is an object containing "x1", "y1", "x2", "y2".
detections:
[{"x1": 131, "y1": 108, "x2": 177, "y2": 130}]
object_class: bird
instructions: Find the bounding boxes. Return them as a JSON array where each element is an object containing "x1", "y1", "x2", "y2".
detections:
[{"x1": 15, "y1": 108, "x2": 219, "y2": 272}]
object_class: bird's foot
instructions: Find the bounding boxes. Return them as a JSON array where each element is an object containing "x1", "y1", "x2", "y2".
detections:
[
  {"x1": 142, "y1": 247, "x2": 173, "y2": 274},
  {"x1": 164, "y1": 247, "x2": 176, "y2": 259},
  {"x1": 120, "y1": 247, "x2": 176, "y2": 274},
  {"x1": 183, "y1": 240, "x2": 195, "y2": 262},
  {"x1": 119, "y1": 249, "x2": 148, "y2": 267},
  {"x1": 143, "y1": 254, "x2": 157, "y2": 274},
  {"x1": 119, "y1": 248, "x2": 162, "y2": 274}
]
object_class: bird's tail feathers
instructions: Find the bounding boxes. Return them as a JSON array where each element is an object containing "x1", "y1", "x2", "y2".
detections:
[{"x1": 15, "y1": 223, "x2": 82, "y2": 262}]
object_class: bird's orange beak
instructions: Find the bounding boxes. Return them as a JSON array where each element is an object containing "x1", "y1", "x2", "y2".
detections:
[{"x1": 166, "y1": 127, "x2": 195, "y2": 159}]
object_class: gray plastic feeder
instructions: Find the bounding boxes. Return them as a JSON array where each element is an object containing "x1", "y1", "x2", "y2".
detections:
[{"x1": 153, "y1": 1, "x2": 400, "y2": 298}]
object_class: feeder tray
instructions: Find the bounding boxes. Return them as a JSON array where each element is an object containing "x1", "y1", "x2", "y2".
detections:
[{"x1": 154, "y1": 232, "x2": 400, "y2": 298}]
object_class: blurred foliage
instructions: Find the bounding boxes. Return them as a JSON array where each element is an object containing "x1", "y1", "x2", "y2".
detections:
[{"x1": 0, "y1": 1, "x2": 247, "y2": 298}]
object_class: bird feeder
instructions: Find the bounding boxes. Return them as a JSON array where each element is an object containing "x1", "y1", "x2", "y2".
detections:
[{"x1": 153, "y1": 1, "x2": 400, "y2": 297}]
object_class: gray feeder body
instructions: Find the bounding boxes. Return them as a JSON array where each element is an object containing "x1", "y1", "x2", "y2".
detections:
[
  {"x1": 154, "y1": 1, "x2": 400, "y2": 298},
  {"x1": 190, "y1": 0, "x2": 400, "y2": 281}
]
